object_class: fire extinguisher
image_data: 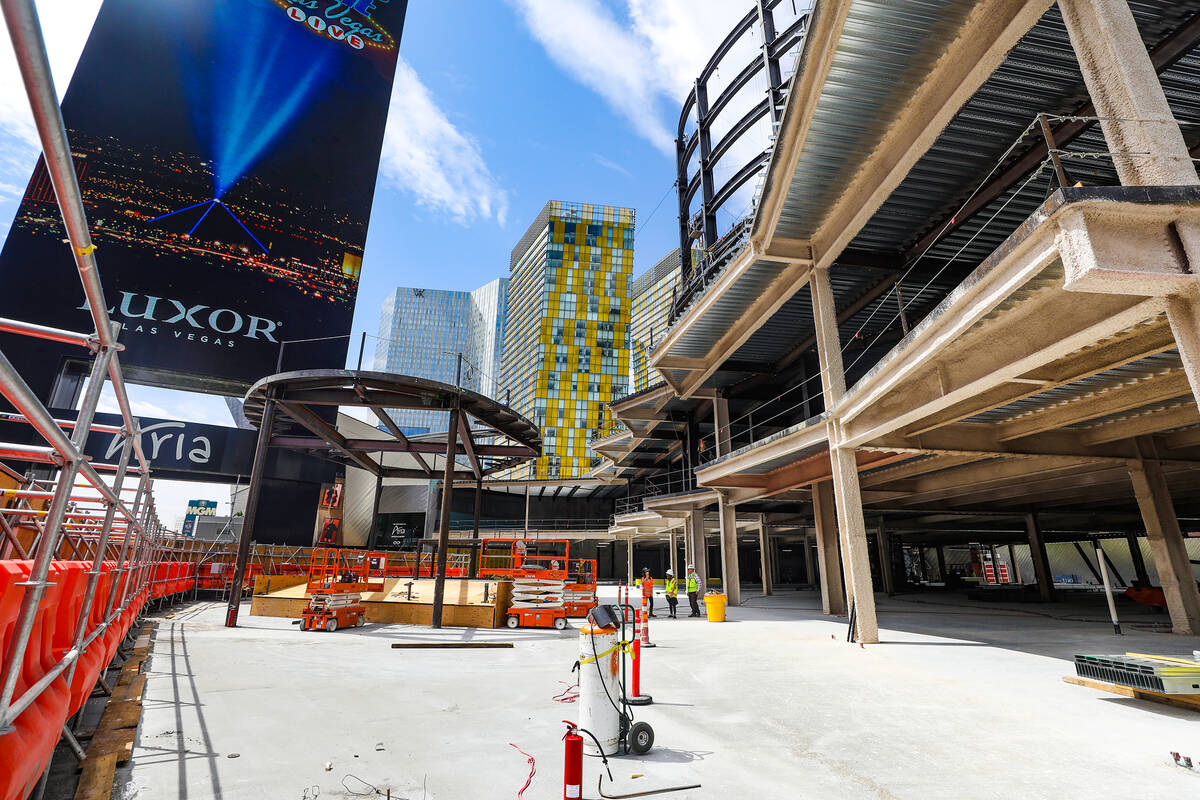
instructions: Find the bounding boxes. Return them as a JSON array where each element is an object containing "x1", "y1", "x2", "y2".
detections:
[{"x1": 562, "y1": 720, "x2": 583, "y2": 800}]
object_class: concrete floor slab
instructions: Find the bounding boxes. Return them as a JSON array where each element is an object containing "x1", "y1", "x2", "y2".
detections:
[{"x1": 121, "y1": 589, "x2": 1200, "y2": 799}]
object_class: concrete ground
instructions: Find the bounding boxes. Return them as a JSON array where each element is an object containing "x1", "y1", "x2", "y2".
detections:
[{"x1": 117, "y1": 588, "x2": 1200, "y2": 799}]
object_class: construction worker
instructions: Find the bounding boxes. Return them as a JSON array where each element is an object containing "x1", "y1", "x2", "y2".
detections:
[
  {"x1": 686, "y1": 564, "x2": 701, "y2": 617},
  {"x1": 639, "y1": 566, "x2": 656, "y2": 617},
  {"x1": 664, "y1": 569, "x2": 678, "y2": 618}
]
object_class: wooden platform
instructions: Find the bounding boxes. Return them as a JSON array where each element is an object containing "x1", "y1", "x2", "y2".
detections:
[
  {"x1": 74, "y1": 623, "x2": 154, "y2": 800},
  {"x1": 249, "y1": 578, "x2": 511, "y2": 628},
  {"x1": 1063, "y1": 675, "x2": 1200, "y2": 713}
]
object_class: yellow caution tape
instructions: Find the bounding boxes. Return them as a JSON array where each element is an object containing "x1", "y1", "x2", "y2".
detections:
[
  {"x1": 73, "y1": 243, "x2": 96, "y2": 256},
  {"x1": 579, "y1": 639, "x2": 635, "y2": 665}
]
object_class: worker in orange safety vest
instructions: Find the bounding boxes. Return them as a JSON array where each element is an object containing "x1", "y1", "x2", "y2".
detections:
[{"x1": 638, "y1": 566, "x2": 656, "y2": 618}]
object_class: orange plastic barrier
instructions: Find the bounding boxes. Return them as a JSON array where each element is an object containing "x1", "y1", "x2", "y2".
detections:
[{"x1": 0, "y1": 558, "x2": 188, "y2": 799}]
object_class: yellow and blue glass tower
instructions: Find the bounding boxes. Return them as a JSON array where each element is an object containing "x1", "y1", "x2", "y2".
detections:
[
  {"x1": 502, "y1": 201, "x2": 634, "y2": 479},
  {"x1": 630, "y1": 249, "x2": 684, "y2": 394}
]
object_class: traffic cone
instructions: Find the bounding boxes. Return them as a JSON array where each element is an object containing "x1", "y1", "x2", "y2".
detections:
[{"x1": 640, "y1": 596, "x2": 655, "y2": 648}]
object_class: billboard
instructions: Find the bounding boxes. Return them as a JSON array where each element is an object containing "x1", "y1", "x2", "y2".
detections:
[
  {"x1": 181, "y1": 499, "x2": 218, "y2": 537},
  {"x1": 0, "y1": 0, "x2": 408, "y2": 389}
]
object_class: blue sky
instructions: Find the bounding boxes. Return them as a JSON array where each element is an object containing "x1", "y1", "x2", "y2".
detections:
[{"x1": 0, "y1": 0, "x2": 758, "y2": 522}]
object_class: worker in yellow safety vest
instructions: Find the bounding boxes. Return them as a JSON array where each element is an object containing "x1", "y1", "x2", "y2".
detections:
[
  {"x1": 664, "y1": 569, "x2": 679, "y2": 618},
  {"x1": 686, "y1": 564, "x2": 701, "y2": 617}
]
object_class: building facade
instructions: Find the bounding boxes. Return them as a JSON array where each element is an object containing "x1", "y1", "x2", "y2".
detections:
[
  {"x1": 630, "y1": 249, "x2": 683, "y2": 394},
  {"x1": 502, "y1": 201, "x2": 634, "y2": 479},
  {"x1": 375, "y1": 278, "x2": 508, "y2": 433}
]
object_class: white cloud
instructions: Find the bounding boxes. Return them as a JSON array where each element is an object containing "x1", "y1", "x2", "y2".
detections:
[
  {"x1": 380, "y1": 60, "x2": 509, "y2": 226},
  {"x1": 592, "y1": 153, "x2": 632, "y2": 179},
  {"x1": 0, "y1": 0, "x2": 102, "y2": 166},
  {"x1": 0, "y1": 4, "x2": 506, "y2": 229},
  {"x1": 509, "y1": 0, "x2": 751, "y2": 155}
]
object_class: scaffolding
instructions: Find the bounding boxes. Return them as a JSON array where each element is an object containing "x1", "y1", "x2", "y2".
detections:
[{"x1": 0, "y1": 0, "x2": 176, "y2": 775}]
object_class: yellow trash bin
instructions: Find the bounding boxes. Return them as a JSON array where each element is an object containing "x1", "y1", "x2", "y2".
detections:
[{"x1": 703, "y1": 593, "x2": 727, "y2": 622}]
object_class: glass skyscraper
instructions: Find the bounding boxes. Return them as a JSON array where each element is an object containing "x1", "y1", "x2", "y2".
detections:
[
  {"x1": 502, "y1": 201, "x2": 634, "y2": 480},
  {"x1": 630, "y1": 249, "x2": 683, "y2": 394},
  {"x1": 374, "y1": 277, "x2": 508, "y2": 433}
]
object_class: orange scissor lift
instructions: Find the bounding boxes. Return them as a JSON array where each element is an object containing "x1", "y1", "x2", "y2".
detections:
[
  {"x1": 477, "y1": 538, "x2": 597, "y2": 629},
  {"x1": 301, "y1": 548, "x2": 387, "y2": 632}
]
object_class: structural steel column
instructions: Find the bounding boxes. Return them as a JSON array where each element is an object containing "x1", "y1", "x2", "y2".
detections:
[
  {"x1": 472, "y1": 477, "x2": 482, "y2": 538},
  {"x1": 935, "y1": 546, "x2": 947, "y2": 582},
  {"x1": 1166, "y1": 297, "x2": 1200, "y2": 409},
  {"x1": 626, "y1": 538, "x2": 635, "y2": 586},
  {"x1": 812, "y1": 481, "x2": 845, "y2": 615},
  {"x1": 812, "y1": 266, "x2": 877, "y2": 641},
  {"x1": 431, "y1": 407, "x2": 460, "y2": 629},
  {"x1": 368, "y1": 471, "x2": 383, "y2": 548},
  {"x1": 802, "y1": 533, "x2": 816, "y2": 588},
  {"x1": 876, "y1": 525, "x2": 893, "y2": 596},
  {"x1": 668, "y1": 529, "x2": 679, "y2": 580},
  {"x1": 757, "y1": 514, "x2": 773, "y2": 596},
  {"x1": 713, "y1": 396, "x2": 731, "y2": 458},
  {"x1": 829, "y1": 446, "x2": 878, "y2": 642},
  {"x1": 1060, "y1": 0, "x2": 1200, "y2": 187},
  {"x1": 1024, "y1": 512, "x2": 1056, "y2": 603},
  {"x1": 1128, "y1": 459, "x2": 1200, "y2": 635},
  {"x1": 225, "y1": 393, "x2": 276, "y2": 628},
  {"x1": 689, "y1": 506, "x2": 707, "y2": 597},
  {"x1": 1126, "y1": 532, "x2": 1150, "y2": 585},
  {"x1": 718, "y1": 494, "x2": 741, "y2": 606}
]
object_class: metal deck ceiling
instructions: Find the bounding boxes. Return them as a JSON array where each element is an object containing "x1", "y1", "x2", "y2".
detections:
[
  {"x1": 851, "y1": 2, "x2": 1200, "y2": 265},
  {"x1": 715, "y1": 1, "x2": 1200, "y2": 386},
  {"x1": 773, "y1": 0, "x2": 981, "y2": 241}
]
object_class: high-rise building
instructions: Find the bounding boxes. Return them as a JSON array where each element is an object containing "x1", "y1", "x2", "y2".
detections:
[
  {"x1": 374, "y1": 278, "x2": 509, "y2": 434},
  {"x1": 502, "y1": 201, "x2": 634, "y2": 480},
  {"x1": 630, "y1": 249, "x2": 683, "y2": 394}
]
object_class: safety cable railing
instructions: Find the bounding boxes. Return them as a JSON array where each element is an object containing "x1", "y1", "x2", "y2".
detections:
[
  {"x1": 0, "y1": 0, "x2": 188, "y2": 780},
  {"x1": 688, "y1": 111, "x2": 1193, "y2": 465},
  {"x1": 448, "y1": 518, "x2": 612, "y2": 532}
]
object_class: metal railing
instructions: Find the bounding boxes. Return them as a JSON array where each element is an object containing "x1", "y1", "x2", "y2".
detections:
[
  {"x1": 0, "y1": 0, "x2": 173, "y2": 741},
  {"x1": 449, "y1": 518, "x2": 612, "y2": 533},
  {"x1": 668, "y1": 215, "x2": 753, "y2": 326}
]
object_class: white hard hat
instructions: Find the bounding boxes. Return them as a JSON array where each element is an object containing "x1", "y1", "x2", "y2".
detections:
[
  {"x1": 686, "y1": 564, "x2": 694, "y2": 570},
  {"x1": 665, "y1": 569, "x2": 673, "y2": 576}
]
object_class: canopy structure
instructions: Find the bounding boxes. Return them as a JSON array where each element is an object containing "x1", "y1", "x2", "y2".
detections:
[
  {"x1": 228, "y1": 370, "x2": 541, "y2": 628},
  {"x1": 242, "y1": 370, "x2": 541, "y2": 481}
]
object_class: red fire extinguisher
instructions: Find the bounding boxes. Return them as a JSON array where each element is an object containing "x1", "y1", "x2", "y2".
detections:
[{"x1": 562, "y1": 720, "x2": 583, "y2": 799}]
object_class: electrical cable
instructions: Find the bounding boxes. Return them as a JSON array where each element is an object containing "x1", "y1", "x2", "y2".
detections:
[
  {"x1": 340, "y1": 774, "x2": 381, "y2": 796},
  {"x1": 636, "y1": 180, "x2": 678, "y2": 235},
  {"x1": 508, "y1": 742, "x2": 536, "y2": 799},
  {"x1": 552, "y1": 680, "x2": 580, "y2": 703}
]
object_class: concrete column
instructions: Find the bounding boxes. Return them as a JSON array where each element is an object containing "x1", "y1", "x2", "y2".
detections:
[
  {"x1": 812, "y1": 482, "x2": 845, "y2": 615},
  {"x1": 829, "y1": 446, "x2": 878, "y2": 642},
  {"x1": 802, "y1": 533, "x2": 816, "y2": 588},
  {"x1": 626, "y1": 538, "x2": 635, "y2": 586},
  {"x1": 1060, "y1": 0, "x2": 1200, "y2": 186},
  {"x1": 811, "y1": 266, "x2": 876, "y2": 639},
  {"x1": 757, "y1": 514, "x2": 773, "y2": 596},
  {"x1": 1128, "y1": 459, "x2": 1200, "y2": 635},
  {"x1": 689, "y1": 507, "x2": 707, "y2": 597},
  {"x1": 1024, "y1": 512, "x2": 1056, "y2": 602},
  {"x1": 718, "y1": 494, "x2": 741, "y2": 606},
  {"x1": 1126, "y1": 532, "x2": 1151, "y2": 585},
  {"x1": 668, "y1": 529, "x2": 679, "y2": 579},
  {"x1": 713, "y1": 396, "x2": 731, "y2": 458},
  {"x1": 876, "y1": 525, "x2": 893, "y2": 596},
  {"x1": 1166, "y1": 297, "x2": 1200, "y2": 409},
  {"x1": 1007, "y1": 543, "x2": 1023, "y2": 584}
]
